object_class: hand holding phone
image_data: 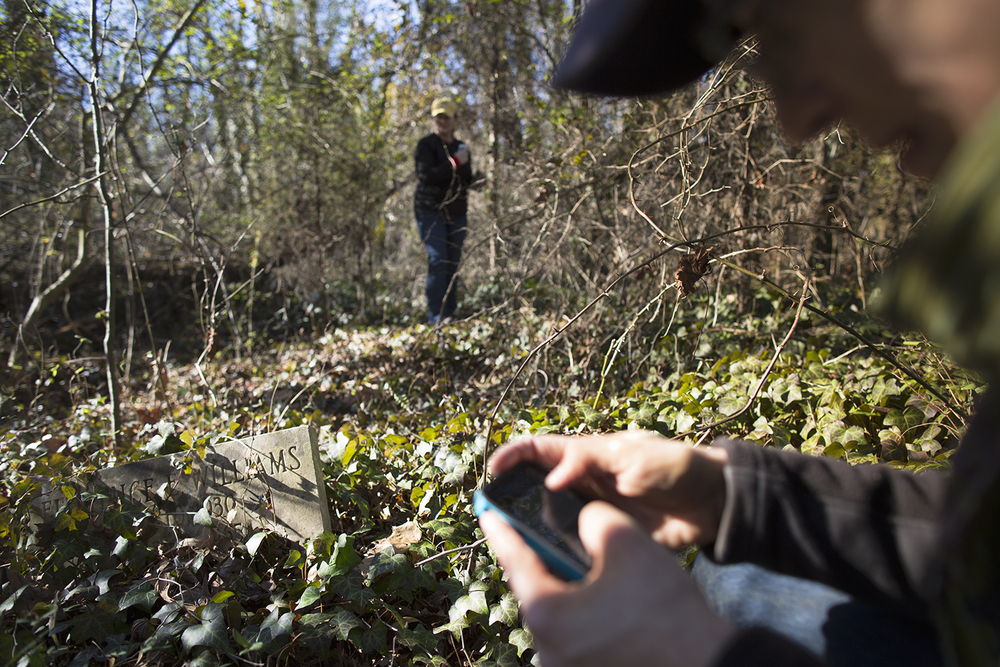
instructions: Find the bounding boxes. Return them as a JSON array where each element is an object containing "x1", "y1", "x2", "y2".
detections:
[{"x1": 474, "y1": 462, "x2": 592, "y2": 580}]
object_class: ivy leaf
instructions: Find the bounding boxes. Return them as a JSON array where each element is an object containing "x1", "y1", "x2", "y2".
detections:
[
  {"x1": 284, "y1": 549, "x2": 303, "y2": 569},
  {"x1": 717, "y1": 395, "x2": 744, "y2": 417},
  {"x1": 906, "y1": 395, "x2": 940, "y2": 420},
  {"x1": 119, "y1": 584, "x2": 158, "y2": 612},
  {"x1": 425, "y1": 519, "x2": 457, "y2": 542},
  {"x1": 367, "y1": 551, "x2": 408, "y2": 584},
  {"x1": 298, "y1": 612, "x2": 335, "y2": 657},
  {"x1": 298, "y1": 583, "x2": 323, "y2": 608},
  {"x1": 331, "y1": 533, "x2": 363, "y2": 572},
  {"x1": 193, "y1": 507, "x2": 213, "y2": 527},
  {"x1": 870, "y1": 376, "x2": 900, "y2": 404},
  {"x1": 675, "y1": 410, "x2": 697, "y2": 433},
  {"x1": 181, "y1": 602, "x2": 229, "y2": 652},
  {"x1": 489, "y1": 593, "x2": 519, "y2": 627},
  {"x1": 0, "y1": 585, "x2": 27, "y2": 613},
  {"x1": 256, "y1": 608, "x2": 294, "y2": 649},
  {"x1": 145, "y1": 433, "x2": 186, "y2": 456},
  {"x1": 396, "y1": 623, "x2": 438, "y2": 651},
  {"x1": 185, "y1": 653, "x2": 219, "y2": 667},
  {"x1": 509, "y1": 627, "x2": 534, "y2": 657},
  {"x1": 351, "y1": 620, "x2": 387, "y2": 653},
  {"x1": 914, "y1": 424, "x2": 944, "y2": 454},
  {"x1": 328, "y1": 572, "x2": 371, "y2": 605},
  {"x1": 69, "y1": 602, "x2": 121, "y2": 644},
  {"x1": 211, "y1": 590, "x2": 236, "y2": 604},
  {"x1": 478, "y1": 643, "x2": 521, "y2": 667},
  {"x1": 326, "y1": 606, "x2": 364, "y2": 641},
  {"x1": 103, "y1": 508, "x2": 138, "y2": 540},
  {"x1": 95, "y1": 569, "x2": 122, "y2": 596},
  {"x1": 54, "y1": 512, "x2": 78, "y2": 532},
  {"x1": 246, "y1": 531, "x2": 268, "y2": 557},
  {"x1": 67, "y1": 647, "x2": 101, "y2": 667},
  {"x1": 388, "y1": 565, "x2": 437, "y2": 601},
  {"x1": 436, "y1": 585, "x2": 489, "y2": 635}
]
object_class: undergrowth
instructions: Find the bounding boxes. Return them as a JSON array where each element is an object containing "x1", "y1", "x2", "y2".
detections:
[{"x1": 0, "y1": 287, "x2": 981, "y2": 666}]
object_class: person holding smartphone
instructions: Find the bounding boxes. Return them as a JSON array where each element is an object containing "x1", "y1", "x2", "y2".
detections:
[
  {"x1": 413, "y1": 97, "x2": 473, "y2": 325},
  {"x1": 478, "y1": 1, "x2": 1000, "y2": 666}
]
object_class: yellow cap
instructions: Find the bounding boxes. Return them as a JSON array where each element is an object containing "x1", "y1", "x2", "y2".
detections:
[{"x1": 431, "y1": 97, "x2": 458, "y2": 118}]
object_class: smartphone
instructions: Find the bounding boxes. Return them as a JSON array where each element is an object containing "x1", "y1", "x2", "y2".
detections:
[{"x1": 474, "y1": 461, "x2": 592, "y2": 581}]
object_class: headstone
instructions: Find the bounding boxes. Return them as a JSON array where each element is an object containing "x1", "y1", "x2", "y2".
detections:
[
  {"x1": 30, "y1": 425, "x2": 331, "y2": 544},
  {"x1": 90, "y1": 450, "x2": 204, "y2": 533},
  {"x1": 199, "y1": 425, "x2": 332, "y2": 542}
]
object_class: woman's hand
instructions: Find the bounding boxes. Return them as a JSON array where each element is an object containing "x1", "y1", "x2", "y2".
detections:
[
  {"x1": 488, "y1": 431, "x2": 728, "y2": 549},
  {"x1": 479, "y1": 500, "x2": 735, "y2": 667}
]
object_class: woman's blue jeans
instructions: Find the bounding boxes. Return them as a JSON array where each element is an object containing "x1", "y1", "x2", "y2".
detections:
[
  {"x1": 415, "y1": 208, "x2": 467, "y2": 324},
  {"x1": 692, "y1": 556, "x2": 944, "y2": 667}
]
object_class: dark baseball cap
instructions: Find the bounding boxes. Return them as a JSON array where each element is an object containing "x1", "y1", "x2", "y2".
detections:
[{"x1": 552, "y1": 0, "x2": 742, "y2": 96}]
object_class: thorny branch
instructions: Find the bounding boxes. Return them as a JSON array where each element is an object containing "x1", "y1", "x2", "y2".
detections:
[{"x1": 482, "y1": 222, "x2": 967, "y2": 472}]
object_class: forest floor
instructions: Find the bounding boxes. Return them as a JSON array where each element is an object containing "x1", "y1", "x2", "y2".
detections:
[{"x1": 0, "y1": 295, "x2": 980, "y2": 666}]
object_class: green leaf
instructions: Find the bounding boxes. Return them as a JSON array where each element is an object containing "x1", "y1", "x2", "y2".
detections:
[
  {"x1": 69, "y1": 602, "x2": 121, "y2": 644},
  {"x1": 717, "y1": 395, "x2": 744, "y2": 416},
  {"x1": 298, "y1": 612, "x2": 335, "y2": 657},
  {"x1": 436, "y1": 586, "x2": 489, "y2": 635},
  {"x1": 425, "y1": 519, "x2": 457, "y2": 542},
  {"x1": 119, "y1": 584, "x2": 158, "y2": 612},
  {"x1": 95, "y1": 569, "x2": 122, "y2": 596},
  {"x1": 396, "y1": 623, "x2": 438, "y2": 651},
  {"x1": 0, "y1": 586, "x2": 27, "y2": 614},
  {"x1": 181, "y1": 603, "x2": 229, "y2": 652},
  {"x1": 256, "y1": 608, "x2": 294, "y2": 649},
  {"x1": 352, "y1": 620, "x2": 388, "y2": 652},
  {"x1": 298, "y1": 584, "x2": 323, "y2": 608},
  {"x1": 327, "y1": 606, "x2": 363, "y2": 641},
  {"x1": 367, "y1": 551, "x2": 408, "y2": 583},
  {"x1": 342, "y1": 440, "x2": 358, "y2": 466},
  {"x1": 329, "y1": 572, "x2": 371, "y2": 605},
  {"x1": 332, "y1": 534, "x2": 363, "y2": 571},
  {"x1": 211, "y1": 590, "x2": 235, "y2": 604},
  {"x1": 246, "y1": 531, "x2": 268, "y2": 557},
  {"x1": 193, "y1": 507, "x2": 213, "y2": 527},
  {"x1": 489, "y1": 593, "x2": 519, "y2": 627},
  {"x1": 509, "y1": 627, "x2": 534, "y2": 657},
  {"x1": 284, "y1": 549, "x2": 303, "y2": 569},
  {"x1": 477, "y1": 644, "x2": 521, "y2": 667},
  {"x1": 54, "y1": 512, "x2": 77, "y2": 532},
  {"x1": 103, "y1": 508, "x2": 137, "y2": 540},
  {"x1": 389, "y1": 565, "x2": 437, "y2": 599}
]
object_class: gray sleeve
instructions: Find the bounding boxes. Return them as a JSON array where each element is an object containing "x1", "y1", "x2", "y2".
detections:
[{"x1": 710, "y1": 439, "x2": 947, "y2": 615}]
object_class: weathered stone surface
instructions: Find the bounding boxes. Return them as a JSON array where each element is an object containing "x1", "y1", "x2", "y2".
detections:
[
  {"x1": 30, "y1": 426, "x2": 331, "y2": 544},
  {"x1": 200, "y1": 425, "x2": 331, "y2": 542},
  {"x1": 90, "y1": 451, "x2": 204, "y2": 533}
]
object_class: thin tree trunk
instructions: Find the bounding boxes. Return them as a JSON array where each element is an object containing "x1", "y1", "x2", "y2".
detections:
[
  {"x1": 90, "y1": 0, "x2": 121, "y2": 450},
  {"x1": 7, "y1": 226, "x2": 90, "y2": 368}
]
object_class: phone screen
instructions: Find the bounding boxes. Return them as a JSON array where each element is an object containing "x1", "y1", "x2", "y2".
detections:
[{"x1": 479, "y1": 462, "x2": 591, "y2": 571}]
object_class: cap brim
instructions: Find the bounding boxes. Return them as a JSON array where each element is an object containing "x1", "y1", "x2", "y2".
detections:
[{"x1": 552, "y1": 0, "x2": 715, "y2": 96}]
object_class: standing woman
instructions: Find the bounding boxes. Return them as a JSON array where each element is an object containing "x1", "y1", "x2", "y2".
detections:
[{"x1": 413, "y1": 97, "x2": 473, "y2": 324}]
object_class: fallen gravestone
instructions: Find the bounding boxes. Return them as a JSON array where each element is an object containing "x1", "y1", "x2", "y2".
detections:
[
  {"x1": 31, "y1": 425, "x2": 331, "y2": 544},
  {"x1": 198, "y1": 425, "x2": 332, "y2": 542}
]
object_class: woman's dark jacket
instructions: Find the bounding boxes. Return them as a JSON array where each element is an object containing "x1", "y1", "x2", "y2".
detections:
[{"x1": 414, "y1": 133, "x2": 473, "y2": 217}]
